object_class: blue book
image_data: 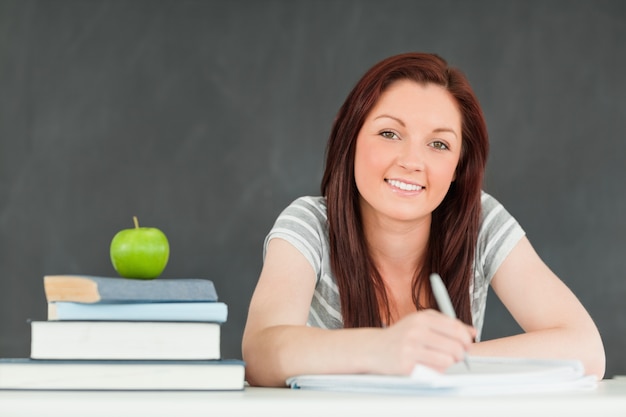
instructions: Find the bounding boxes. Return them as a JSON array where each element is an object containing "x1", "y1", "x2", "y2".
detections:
[
  {"x1": 43, "y1": 275, "x2": 218, "y2": 303},
  {"x1": 48, "y1": 301, "x2": 228, "y2": 322}
]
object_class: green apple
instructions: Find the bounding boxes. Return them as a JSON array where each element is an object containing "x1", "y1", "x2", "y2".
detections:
[{"x1": 110, "y1": 216, "x2": 170, "y2": 279}]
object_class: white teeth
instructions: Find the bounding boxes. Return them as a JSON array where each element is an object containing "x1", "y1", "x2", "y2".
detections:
[{"x1": 387, "y1": 179, "x2": 423, "y2": 191}]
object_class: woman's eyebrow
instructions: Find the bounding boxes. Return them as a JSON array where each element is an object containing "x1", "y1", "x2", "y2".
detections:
[
  {"x1": 373, "y1": 114, "x2": 459, "y2": 138},
  {"x1": 432, "y1": 127, "x2": 459, "y2": 138},
  {"x1": 373, "y1": 114, "x2": 405, "y2": 126}
]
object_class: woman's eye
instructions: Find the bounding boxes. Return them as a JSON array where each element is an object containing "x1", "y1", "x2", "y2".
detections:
[
  {"x1": 430, "y1": 140, "x2": 449, "y2": 150},
  {"x1": 380, "y1": 131, "x2": 399, "y2": 140}
]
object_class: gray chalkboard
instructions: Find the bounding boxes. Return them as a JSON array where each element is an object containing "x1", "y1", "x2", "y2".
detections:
[{"x1": 1, "y1": 0, "x2": 625, "y2": 377}]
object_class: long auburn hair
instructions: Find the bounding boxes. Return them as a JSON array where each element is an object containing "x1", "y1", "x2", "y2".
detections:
[{"x1": 320, "y1": 52, "x2": 489, "y2": 328}]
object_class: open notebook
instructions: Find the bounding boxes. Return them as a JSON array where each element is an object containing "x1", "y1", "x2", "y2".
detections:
[{"x1": 287, "y1": 356, "x2": 597, "y2": 396}]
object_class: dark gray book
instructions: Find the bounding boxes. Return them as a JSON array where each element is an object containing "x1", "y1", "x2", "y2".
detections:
[{"x1": 43, "y1": 275, "x2": 218, "y2": 303}]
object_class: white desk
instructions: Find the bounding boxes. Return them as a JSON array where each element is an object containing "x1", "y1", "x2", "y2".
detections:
[{"x1": 2, "y1": 379, "x2": 626, "y2": 417}]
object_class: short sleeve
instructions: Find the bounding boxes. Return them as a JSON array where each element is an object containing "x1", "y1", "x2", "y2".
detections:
[
  {"x1": 263, "y1": 196, "x2": 328, "y2": 282},
  {"x1": 476, "y1": 192, "x2": 526, "y2": 283},
  {"x1": 471, "y1": 191, "x2": 526, "y2": 338}
]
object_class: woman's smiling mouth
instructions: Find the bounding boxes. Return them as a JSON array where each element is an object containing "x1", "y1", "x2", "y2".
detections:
[{"x1": 385, "y1": 179, "x2": 424, "y2": 191}]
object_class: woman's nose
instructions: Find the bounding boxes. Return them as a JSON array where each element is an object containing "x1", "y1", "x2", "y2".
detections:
[{"x1": 397, "y1": 141, "x2": 425, "y2": 171}]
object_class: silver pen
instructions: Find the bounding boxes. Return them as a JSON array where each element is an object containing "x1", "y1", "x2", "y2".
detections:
[{"x1": 429, "y1": 273, "x2": 471, "y2": 370}]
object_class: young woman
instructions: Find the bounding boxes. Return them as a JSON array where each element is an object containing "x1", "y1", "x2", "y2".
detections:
[{"x1": 242, "y1": 52, "x2": 605, "y2": 387}]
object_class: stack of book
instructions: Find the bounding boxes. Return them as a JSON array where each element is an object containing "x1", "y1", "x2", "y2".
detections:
[{"x1": 0, "y1": 275, "x2": 245, "y2": 390}]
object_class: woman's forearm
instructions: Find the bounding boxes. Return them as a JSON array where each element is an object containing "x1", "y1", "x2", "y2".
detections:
[
  {"x1": 469, "y1": 325, "x2": 605, "y2": 379},
  {"x1": 243, "y1": 325, "x2": 382, "y2": 387}
]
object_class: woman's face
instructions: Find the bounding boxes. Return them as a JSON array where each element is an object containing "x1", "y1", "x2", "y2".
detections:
[{"x1": 354, "y1": 79, "x2": 462, "y2": 226}]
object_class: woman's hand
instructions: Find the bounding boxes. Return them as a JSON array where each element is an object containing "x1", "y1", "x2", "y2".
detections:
[{"x1": 370, "y1": 310, "x2": 476, "y2": 375}]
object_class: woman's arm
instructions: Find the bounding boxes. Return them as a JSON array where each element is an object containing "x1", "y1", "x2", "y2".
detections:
[
  {"x1": 469, "y1": 236, "x2": 606, "y2": 379},
  {"x1": 242, "y1": 238, "x2": 474, "y2": 387}
]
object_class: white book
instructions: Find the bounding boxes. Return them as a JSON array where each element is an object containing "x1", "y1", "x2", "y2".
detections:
[
  {"x1": 287, "y1": 356, "x2": 597, "y2": 396},
  {"x1": 30, "y1": 321, "x2": 220, "y2": 360}
]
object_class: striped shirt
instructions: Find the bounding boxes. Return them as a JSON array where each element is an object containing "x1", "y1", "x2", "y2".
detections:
[{"x1": 263, "y1": 191, "x2": 525, "y2": 340}]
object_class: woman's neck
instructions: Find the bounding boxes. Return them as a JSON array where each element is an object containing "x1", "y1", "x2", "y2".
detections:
[
  {"x1": 362, "y1": 211, "x2": 431, "y2": 276},
  {"x1": 360, "y1": 206, "x2": 432, "y2": 324}
]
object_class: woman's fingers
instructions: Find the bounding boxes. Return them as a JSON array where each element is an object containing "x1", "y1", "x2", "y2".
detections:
[{"x1": 381, "y1": 310, "x2": 475, "y2": 373}]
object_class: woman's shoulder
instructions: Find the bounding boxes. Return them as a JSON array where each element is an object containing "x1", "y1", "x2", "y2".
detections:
[
  {"x1": 266, "y1": 196, "x2": 329, "y2": 275},
  {"x1": 288, "y1": 195, "x2": 327, "y2": 209},
  {"x1": 476, "y1": 190, "x2": 525, "y2": 268},
  {"x1": 479, "y1": 190, "x2": 517, "y2": 224},
  {"x1": 480, "y1": 190, "x2": 502, "y2": 213},
  {"x1": 279, "y1": 196, "x2": 328, "y2": 222},
  {"x1": 478, "y1": 190, "x2": 525, "y2": 253}
]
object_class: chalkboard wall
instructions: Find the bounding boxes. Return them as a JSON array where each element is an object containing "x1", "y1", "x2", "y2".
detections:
[{"x1": 1, "y1": 0, "x2": 625, "y2": 377}]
